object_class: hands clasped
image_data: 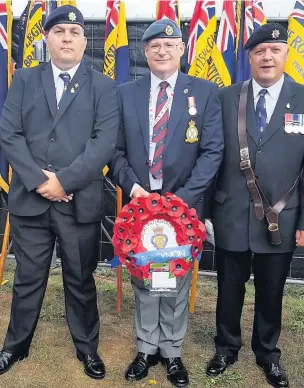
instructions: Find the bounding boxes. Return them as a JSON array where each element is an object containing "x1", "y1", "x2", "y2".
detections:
[{"x1": 36, "y1": 170, "x2": 73, "y2": 203}]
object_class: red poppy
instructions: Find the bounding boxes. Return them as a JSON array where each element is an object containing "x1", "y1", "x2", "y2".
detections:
[
  {"x1": 162, "y1": 192, "x2": 184, "y2": 207},
  {"x1": 184, "y1": 219, "x2": 200, "y2": 237},
  {"x1": 138, "y1": 264, "x2": 151, "y2": 281},
  {"x1": 120, "y1": 236, "x2": 139, "y2": 255},
  {"x1": 166, "y1": 200, "x2": 186, "y2": 218},
  {"x1": 113, "y1": 222, "x2": 130, "y2": 238},
  {"x1": 123, "y1": 203, "x2": 140, "y2": 217},
  {"x1": 146, "y1": 193, "x2": 163, "y2": 213},
  {"x1": 169, "y1": 259, "x2": 193, "y2": 277}
]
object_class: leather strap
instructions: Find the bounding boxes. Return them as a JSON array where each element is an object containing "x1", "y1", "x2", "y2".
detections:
[{"x1": 238, "y1": 80, "x2": 302, "y2": 245}]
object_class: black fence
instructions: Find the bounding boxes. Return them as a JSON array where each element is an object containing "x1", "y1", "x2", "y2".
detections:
[{"x1": 2, "y1": 19, "x2": 302, "y2": 279}]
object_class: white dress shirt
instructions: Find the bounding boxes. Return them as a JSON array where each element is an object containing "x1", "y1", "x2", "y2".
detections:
[
  {"x1": 252, "y1": 75, "x2": 284, "y2": 124},
  {"x1": 130, "y1": 70, "x2": 178, "y2": 197},
  {"x1": 51, "y1": 61, "x2": 81, "y2": 105}
]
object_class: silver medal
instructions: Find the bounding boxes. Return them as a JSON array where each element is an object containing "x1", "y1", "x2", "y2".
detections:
[{"x1": 189, "y1": 106, "x2": 197, "y2": 116}]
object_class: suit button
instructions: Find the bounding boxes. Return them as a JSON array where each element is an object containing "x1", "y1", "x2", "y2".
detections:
[
  {"x1": 251, "y1": 199, "x2": 254, "y2": 203},
  {"x1": 257, "y1": 149, "x2": 261, "y2": 153},
  {"x1": 50, "y1": 138, "x2": 55, "y2": 143},
  {"x1": 47, "y1": 164, "x2": 53, "y2": 170}
]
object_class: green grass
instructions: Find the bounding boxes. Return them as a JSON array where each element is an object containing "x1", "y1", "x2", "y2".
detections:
[{"x1": 0, "y1": 261, "x2": 303, "y2": 388}]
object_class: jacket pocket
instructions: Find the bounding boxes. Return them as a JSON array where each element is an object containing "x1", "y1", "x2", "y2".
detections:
[{"x1": 214, "y1": 190, "x2": 227, "y2": 204}]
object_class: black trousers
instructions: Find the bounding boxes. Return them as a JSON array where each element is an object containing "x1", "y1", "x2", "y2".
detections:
[
  {"x1": 3, "y1": 205, "x2": 100, "y2": 356},
  {"x1": 214, "y1": 248, "x2": 292, "y2": 363}
]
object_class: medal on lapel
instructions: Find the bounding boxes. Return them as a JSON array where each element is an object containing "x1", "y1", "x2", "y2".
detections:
[
  {"x1": 185, "y1": 120, "x2": 199, "y2": 143},
  {"x1": 188, "y1": 96, "x2": 197, "y2": 116}
]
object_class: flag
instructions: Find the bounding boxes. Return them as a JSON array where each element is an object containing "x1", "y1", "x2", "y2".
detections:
[
  {"x1": 187, "y1": 1, "x2": 217, "y2": 80},
  {"x1": 285, "y1": 0, "x2": 304, "y2": 84},
  {"x1": 0, "y1": 1, "x2": 13, "y2": 193},
  {"x1": 216, "y1": 0, "x2": 266, "y2": 86},
  {"x1": 235, "y1": 0, "x2": 266, "y2": 82},
  {"x1": 104, "y1": 0, "x2": 130, "y2": 85},
  {"x1": 156, "y1": 0, "x2": 180, "y2": 27},
  {"x1": 18, "y1": 0, "x2": 45, "y2": 69},
  {"x1": 57, "y1": 1, "x2": 77, "y2": 6}
]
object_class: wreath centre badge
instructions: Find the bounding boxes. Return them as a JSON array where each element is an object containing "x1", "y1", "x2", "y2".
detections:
[{"x1": 185, "y1": 120, "x2": 199, "y2": 143}]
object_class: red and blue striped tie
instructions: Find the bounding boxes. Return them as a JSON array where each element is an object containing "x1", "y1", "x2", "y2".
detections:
[{"x1": 151, "y1": 81, "x2": 169, "y2": 179}]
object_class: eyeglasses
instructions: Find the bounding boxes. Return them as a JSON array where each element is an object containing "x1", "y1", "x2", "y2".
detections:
[{"x1": 147, "y1": 42, "x2": 182, "y2": 53}]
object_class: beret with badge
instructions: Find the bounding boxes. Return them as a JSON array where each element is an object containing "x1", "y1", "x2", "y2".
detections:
[
  {"x1": 244, "y1": 22, "x2": 288, "y2": 51},
  {"x1": 43, "y1": 5, "x2": 84, "y2": 32},
  {"x1": 141, "y1": 19, "x2": 182, "y2": 42}
]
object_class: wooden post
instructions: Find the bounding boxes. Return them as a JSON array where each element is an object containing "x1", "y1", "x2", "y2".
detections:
[
  {"x1": 116, "y1": 186, "x2": 123, "y2": 312},
  {"x1": 0, "y1": 213, "x2": 10, "y2": 286},
  {"x1": 189, "y1": 260, "x2": 199, "y2": 313}
]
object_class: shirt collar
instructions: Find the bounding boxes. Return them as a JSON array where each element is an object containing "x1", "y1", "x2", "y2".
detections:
[
  {"x1": 51, "y1": 61, "x2": 81, "y2": 83},
  {"x1": 252, "y1": 75, "x2": 285, "y2": 101},
  {"x1": 150, "y1": 70, "x2": 179, "y2": 92}
]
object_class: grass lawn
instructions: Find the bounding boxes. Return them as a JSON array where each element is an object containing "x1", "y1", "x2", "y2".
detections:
[{"x1": 0, "y1": 261, "x2": 303, "y2": 388}]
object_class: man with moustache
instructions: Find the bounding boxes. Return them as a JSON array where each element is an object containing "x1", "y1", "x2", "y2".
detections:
[
  {"x1": 207, "y1": 23, "x2": 304, "y2": 388},
  {"x1": 0, "y1": 6, "x2": 118, "y2": 379},
  {"x1": 111, "y1": 19, "x2": 223, "y2": 387}
]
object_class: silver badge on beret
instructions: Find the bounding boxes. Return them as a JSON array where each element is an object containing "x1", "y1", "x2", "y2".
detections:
[
  {"x1": 68, "y1": 12, "x2": 77, "y2": 22},
  {"x1": 272, "y1": 29, "x2": 280, "y2": 39}
]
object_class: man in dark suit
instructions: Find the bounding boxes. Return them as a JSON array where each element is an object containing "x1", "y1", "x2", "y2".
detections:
[
  {"x1": 206, "y1": 23, "x2": 304, "y2": 388},
  {"x1": 0, "y1": 6, "x2": 118, "y2": 379},
  {"x1": 111, "y1": 19, "x2": 224, "y2": 388}
]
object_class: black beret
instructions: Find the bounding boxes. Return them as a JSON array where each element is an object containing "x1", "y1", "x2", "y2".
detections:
[
  {"x1": 141, "y1": 19, "x2": 182, "y2": 42},
  {"x1": 244, "y1": 22, "x2": 288, "y2": 50},
  {"x1": 43, "y1": 5, "x2": 84, "y2": 32}
]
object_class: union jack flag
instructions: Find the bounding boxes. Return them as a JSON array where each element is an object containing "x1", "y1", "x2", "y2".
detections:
[
  {"x1": 244, "y1": 0, "x2": 266, "y2": 45},
  {"x1": 290, "y1": 0, "x2": 304, "y2": 23},
  {"x1": 156, "y1": 0, "x2": 180, "y2": 27},
  {"x1": 105, "y1": 0, "x2": 119, "y2": 39},
  {"x1": 187, "y1": 0, "x2": 215, "y2": 66},
  {"x1": 216, "y1": 0, "x2": 237, "y2": 80}
]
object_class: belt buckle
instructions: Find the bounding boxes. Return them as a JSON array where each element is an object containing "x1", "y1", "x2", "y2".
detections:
[
  {"x1": 240, "y1": 160, "x2": 251, "y2": 170},
  {"x1": 268, "y1": 223, "x2": 279, "y2": 232}
]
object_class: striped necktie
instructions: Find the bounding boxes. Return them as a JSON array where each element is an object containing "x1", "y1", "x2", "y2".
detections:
[{"x1": 150, "y1": 81, "x2": 169, "y2": 180}]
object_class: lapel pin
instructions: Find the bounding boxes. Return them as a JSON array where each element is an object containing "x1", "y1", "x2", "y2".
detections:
[
  {"x1": 184, "y1": 89, "x2": 188, "y2": 94},
  {"x1": 71, "y1": 88, "x2": 75, "y2": 94},
  {"x1": 74, "y1": 83, "x2": 79, "y2": 89},
  {"x1": 286, "y1": 103, "x2": 290, "y2": 109}
]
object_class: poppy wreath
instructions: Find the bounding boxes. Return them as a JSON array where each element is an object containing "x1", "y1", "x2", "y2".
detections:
[{"x1": 113, "y1": 192, "x2": 206, "y2": 282}]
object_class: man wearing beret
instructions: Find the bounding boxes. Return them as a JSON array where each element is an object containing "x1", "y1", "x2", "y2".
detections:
[
  {"x1": 206, "y1": 23, "x2": 304, "y2": 388},
  {"x1": 0, "y1": 5, "x2": 118, "y2": 379},
  {"x1": 111, "y1": 19, "x2": 223, "y2": 387}
]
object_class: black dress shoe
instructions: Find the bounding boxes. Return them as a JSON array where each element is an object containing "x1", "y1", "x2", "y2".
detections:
[
  {"x1": 161, "y1": 357, "x2": 189, "y2": 388},
  {"x1": 77, "y1": 351, "x2": 105, "y2": 380},
  {"x1": 206, "y1": 353, "x2": 238, "y2": 377},
  {"x1": 125, "y1": 352, "x2": 159, "y2": 381},
  {"x1": 0, "y1": 350, "x2": 29, "y2": 374},
  {"x1": 257, "y1": 361, "x2": 289, "y2": 388}
]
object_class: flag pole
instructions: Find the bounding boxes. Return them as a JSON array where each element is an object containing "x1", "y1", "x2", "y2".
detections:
[
  {"x1": 189, "y1": 261, "x2": 199, "y2": 313},
  {"x1": 0, "y1": 1, "x2": 13, "y2": 287},
  {"x1": 116, "y1": 187, "x2": 123, "y2": 312},
  {"x1": 0, "y1": 213, "x2": 10, "y2": 286}
]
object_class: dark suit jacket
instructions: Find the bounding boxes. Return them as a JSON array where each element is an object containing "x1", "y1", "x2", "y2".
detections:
[
  {"x1": 212, "y1": 77, "x2": 304, "y2": 253},
  {"x1": 0, "y1": 61, "x2": 119, "y2": 223},
  {"x1": 111, "y1": 71, "x2": 224, "y2": 218}
]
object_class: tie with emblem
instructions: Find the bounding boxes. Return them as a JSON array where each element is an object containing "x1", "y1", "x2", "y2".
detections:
[
  {"x1": 255, "y1": 88, "x2": 268, "y2": 141},
  {"x1": 58, "y1": 72, "x2": 71, "y2": 104},
  {"x1": 150, "y1": 81, "x2": 169, "y2": 179}
]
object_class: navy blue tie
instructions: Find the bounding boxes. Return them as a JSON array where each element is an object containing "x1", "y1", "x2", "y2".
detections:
[
  {"x1": 59, "y1": 72, "x2": 71, "y2": 103},
  {"x1": 255, "y1": 89, "x2": 268, "y2": 141}
]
